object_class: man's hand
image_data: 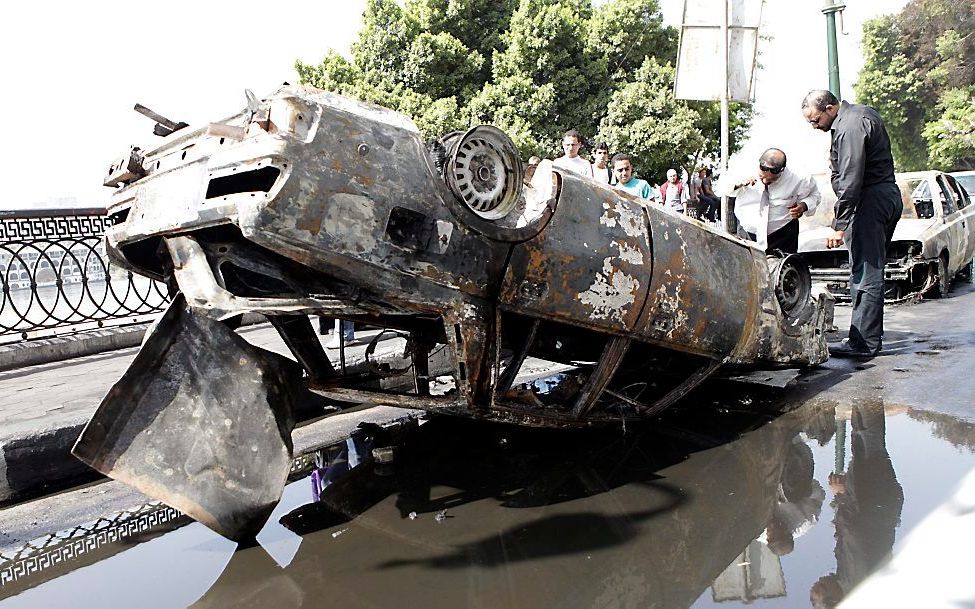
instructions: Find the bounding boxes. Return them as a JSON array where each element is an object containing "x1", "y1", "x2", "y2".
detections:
[
  {"x1": 788, "y1": 201, "x2": 808, "y2": 219},
  {"x1": 828, "y1": 472, "x2": 847, "y2": 495},
  {"x1": 825, "y1": 229, "x2": 845, "y2": 249}
]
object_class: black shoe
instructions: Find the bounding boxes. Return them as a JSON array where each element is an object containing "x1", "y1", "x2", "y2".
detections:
[{"x1": 829, "y1": 339, "x2": 880, "y2": 358}]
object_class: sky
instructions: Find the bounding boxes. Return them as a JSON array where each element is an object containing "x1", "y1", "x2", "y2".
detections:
[{"x1": 0, "y1": 0, "x2": 908, "y2": 209}]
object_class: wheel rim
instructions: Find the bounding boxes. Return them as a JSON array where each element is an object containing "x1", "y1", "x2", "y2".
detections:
[
  {"x1": 452, "y1": 138, "x2": 506, "y2": 214},
  {"x1": 444, "y1": 126, "x2": 523, "y2": 221}
]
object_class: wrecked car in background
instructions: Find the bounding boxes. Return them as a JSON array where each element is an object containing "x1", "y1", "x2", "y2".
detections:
[
  {"x1": 952, "y1": 170, "x2": 975, "y2": 202},
  {"x1": 73, "y1": 85, "x2": 833, "y2": 540},
  {"x1": 799, "y1": 171, "x2": 975, "y2": 302}
]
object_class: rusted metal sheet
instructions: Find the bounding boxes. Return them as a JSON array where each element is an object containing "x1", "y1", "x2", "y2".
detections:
[
  {"x1": 500, "y1": 174, "x2": 653, "y2": 333},
  {"x1": 80, "y1": 84, "x2": 835, "y2": 539},
  {"x1": 636, "y1": 209, "x2": 755, "y2": 357},
  {"x1": 72, "y1": 296, "x2": 301, "y2": 540}
]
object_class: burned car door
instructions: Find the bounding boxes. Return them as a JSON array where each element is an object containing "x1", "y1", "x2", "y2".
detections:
[
  {"x1": 945, "y1": 174, "x2": 975, "y2": 265},
  {"x1": 934, "y1": 174, "x2": 967, "y2": 274}
]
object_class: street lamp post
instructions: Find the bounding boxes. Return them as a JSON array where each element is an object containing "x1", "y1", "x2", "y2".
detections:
[{"x1": 823, "y1": 0, "x2": 846, "y2": 98}]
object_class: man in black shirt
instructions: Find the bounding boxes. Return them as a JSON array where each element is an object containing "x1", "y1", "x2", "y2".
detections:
[{"x1": 801, "y1": 90, "x2": 902, "y2": 358}]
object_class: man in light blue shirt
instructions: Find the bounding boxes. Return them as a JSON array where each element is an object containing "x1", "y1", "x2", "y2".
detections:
[{"x1": 611, "y1": 154, "x2": 654, "y2": 200}]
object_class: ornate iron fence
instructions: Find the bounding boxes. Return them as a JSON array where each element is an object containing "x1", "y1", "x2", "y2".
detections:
[
  {"x1": 0, "y1": 452, "x2": 324, "y2": 589},
  {"x1": 0, "y1": 501, "x2": 187, "y2": 588},
  {"x1": 0, "y1": 208, "x2": 169, "y2": 344}
]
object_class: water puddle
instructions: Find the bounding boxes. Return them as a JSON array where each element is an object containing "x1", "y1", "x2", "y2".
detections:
[{"x1": 1, "y1": 398, "x2": 973, "y2": 609}]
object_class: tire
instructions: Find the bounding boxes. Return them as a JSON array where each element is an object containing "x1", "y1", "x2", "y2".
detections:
[
  {"x1": 932, "y1": 254, "x2": 950, "y2": 298},
  {"x1": 958, "y1": 257, "x2": 974, "y2": 281}
]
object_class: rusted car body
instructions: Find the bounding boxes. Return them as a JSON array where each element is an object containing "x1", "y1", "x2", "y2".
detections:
[
  {"x1": 74, "y1": 85, "x2": 833, "y2": 539},
  {"x1": 799, "y1": 171, "x2": 975, "y2": 302}
]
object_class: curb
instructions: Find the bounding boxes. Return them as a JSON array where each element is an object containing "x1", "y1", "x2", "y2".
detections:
[
  {"x1": 0, "y1": 325, "x2": 150, "y2": 373},
  {"x1": 0, "y1": 313, "x2": 267, "y2": 373},
  {"x1": 0, "y1": 420, "x2": 97, "y2": 506}
]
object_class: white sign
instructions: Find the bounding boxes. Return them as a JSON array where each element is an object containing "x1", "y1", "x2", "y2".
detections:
[{"x1": 674, "y1": 0, "x2": 763, "y2": 102}]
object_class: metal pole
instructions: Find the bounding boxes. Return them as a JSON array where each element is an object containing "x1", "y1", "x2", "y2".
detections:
[
  {"x1": 720, "y1": 0, "x2": 732, "y2": 233},
  {"x1": 834, "y1": 418, "x2": 847, "y2": 473},
  {"x1": 823, "y1": 0, "x2": 846, "y2": 98}
]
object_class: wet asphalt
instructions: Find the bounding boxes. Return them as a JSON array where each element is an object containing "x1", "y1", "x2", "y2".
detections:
[{"x1": 1, "y1": 281, "x2": 974, "y2": 608}]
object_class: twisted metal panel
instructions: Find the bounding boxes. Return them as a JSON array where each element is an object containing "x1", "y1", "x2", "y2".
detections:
[{"x1": 0, "y1": 209, "x2": 169, "y2": 343}]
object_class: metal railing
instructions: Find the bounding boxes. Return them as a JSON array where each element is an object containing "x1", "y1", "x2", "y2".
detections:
[
  {"x1": 0, "y1": 208, "x2": 169, "y2": 344},
  {"x1": 0, "y1": 501, "x2": 186, "y2": 588}
]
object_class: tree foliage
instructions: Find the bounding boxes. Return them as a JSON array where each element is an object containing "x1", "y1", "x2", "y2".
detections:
[
  {"x1": 296, "y1": 0, "x2": 751, "y2": 178},
  {"x1": 597, "y1": 58, "x2": 703, "y2": 180},
  {"x1": 922, "y1": 86, "x2": 975, "y2": 171},
  {"x1": 587, "y1": 0, "x2": 677, "y2": 80},
  {"x1": 855, "y1": 0, "x2": 975, "y2": 171}
]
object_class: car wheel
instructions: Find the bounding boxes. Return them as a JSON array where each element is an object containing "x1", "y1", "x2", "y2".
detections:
[
  {"x1": 931, "y1": 254, "x2": 950, "y2": 298},
  {"x1": 959, "y1": 257, "x2": 974, "y2": 281}
]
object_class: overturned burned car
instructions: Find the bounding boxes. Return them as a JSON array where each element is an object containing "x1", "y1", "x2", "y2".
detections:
[
  {"x1": 74, "y1": 85, "x2": 833, "y2": 539},
  {"x1": 799, "y1": 171, "x2": 975, "y2": 301}
]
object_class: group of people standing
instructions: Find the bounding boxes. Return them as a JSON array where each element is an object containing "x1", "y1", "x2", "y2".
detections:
[
  {"x1": 546, "y1": 130, "x2": 720, "y2": 220},
  {"x1": 541, "y1": 87, "x2": 901, "y2": 360}
]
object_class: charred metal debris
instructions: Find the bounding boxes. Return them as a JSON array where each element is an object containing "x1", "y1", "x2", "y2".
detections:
[{"x1": 75, "y1": 86, "x2": 834, "y2": 539}]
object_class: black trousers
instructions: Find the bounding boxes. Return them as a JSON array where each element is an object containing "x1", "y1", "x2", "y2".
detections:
[
  {"x1": 846, "y1": 182, "x2": 902, "y2": 352},
  {"x1": 698, "y1": 194, "x2": 721, "y2": 221},
  {"x1": 746, "y1": 218, "x2": 800, "y2": 254}
]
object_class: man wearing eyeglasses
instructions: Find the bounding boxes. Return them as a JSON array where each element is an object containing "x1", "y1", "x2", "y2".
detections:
[
  {"x1": 801, "y1": 90, "x2": 901, "y2": 358},
  {"x1": 727, "y1": 148, "x2": 820, "y2": 254}
]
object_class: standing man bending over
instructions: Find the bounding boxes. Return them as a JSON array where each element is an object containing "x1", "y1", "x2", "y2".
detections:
[
  {"x1": 553, "y1": 129, "x2": 594, "y2": 178},
  {"x1": 729, "y1": 148, "x2": 820, "y2": 254},
  {"x1": 801, "y1": 89, "x2": 902, "y2": 358}
]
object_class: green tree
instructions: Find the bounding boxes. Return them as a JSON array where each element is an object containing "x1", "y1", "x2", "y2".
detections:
[
  {"x1": 491, "y1": 0, "x2": 606, "y2": 143},
  {"x1": 688, "y1": 100, "x2": 753, "y2": 167},
  {"x1": 351, "y1": 0, "x2": 418, "y2": 86},
  {"x1": 402, "y1": 32, "x2": 485, "y2": 102},
  {"x1": 854, "y1": 0, "x2": 975, "y2": 171},
  {"x1": 923, "y1": 87, "x2": 975, "y2": 171},
  {"x1": 586, "y1": 0, "x2": 677, "y2": 80},
  {"x1": 410, "y1": 0, "x2": 518, "y2": 82},
  {"x1": 854, "y1": 16, "x2": 927, "y2": 170},
  {"x1": 596, "y1": 57, "x2": 704, "y2": 181},
  {"x1": 295, "y1": 51, "x2": 360, "y2": 95},
  {"x1": 295, "y1": 0, "x2": 748, "y2": 168},
  {"x1": 466, "y1": 74, "x2": 558, "y2": 154}
]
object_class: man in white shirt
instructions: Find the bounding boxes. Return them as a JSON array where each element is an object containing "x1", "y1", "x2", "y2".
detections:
[
  {"x1": 553, "y1": 129, "x2": 594, "y2": 178},
  {"x1": 729, "y1": 148, "x2": 820, "y2": 254},
  {"x1": 591, "y1": 142, "x2": 612, "y2": 184},
  {"x1": 659, "y1": 168, "x2": 688, "y2": 213}
]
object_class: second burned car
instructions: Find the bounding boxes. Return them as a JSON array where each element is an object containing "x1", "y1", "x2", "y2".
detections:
[{"x1": 800, "y1": 171, "x2": 975, "y2": 302}]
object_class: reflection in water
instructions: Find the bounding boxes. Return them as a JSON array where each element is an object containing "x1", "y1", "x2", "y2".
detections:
[
  {"x1": 907, "y1": 408, "x2": 975, "y2": 452},
  {"x1": 191, "y1": 404, "x2": 827, "y2": 609},
  {"x1": 811, "y1": 401, "x2": 905, "y2": 609},
  {"x1": 4, "y1": 398, "x2": 957, "y2": 609}
]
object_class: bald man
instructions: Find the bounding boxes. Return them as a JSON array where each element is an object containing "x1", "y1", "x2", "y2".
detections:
[{"x1": 728, "y1": 148, "x2": 820, "y2": 253}]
